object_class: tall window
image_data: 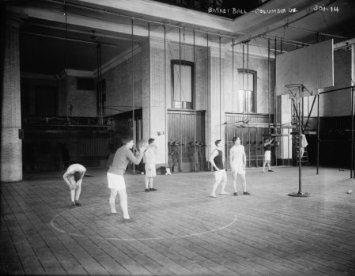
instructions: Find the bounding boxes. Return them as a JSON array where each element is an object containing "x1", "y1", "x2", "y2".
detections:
[
  {"x1": 237, "y1": 69, "x2": 256, "y2": 113},
  {"x1": 171, "y1": 60, "x2": 194, "y2": 109}
]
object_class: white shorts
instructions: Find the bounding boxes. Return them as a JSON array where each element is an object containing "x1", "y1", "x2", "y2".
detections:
[
  {"x1": 145, "y1": 164, "x2": 156, "y2": 177},
  {"x1": 214, "y1": 169, "x2": 227, "y2": 182},
  {"x1": 232, "y1": 165, "x2": 246, "y2": 175},
  {"x1": 67, "y1": 176, "x2": 82, "y2": 190},
  {"x1": 107, "y1": 173, "x2": 126, "y2": 190},
  {"x1": 264, "y1": 150, "x2": 271, "y2": 162}
]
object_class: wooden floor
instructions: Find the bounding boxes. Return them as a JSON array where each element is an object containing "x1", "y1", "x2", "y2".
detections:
[{"x1": 1, "y1": 167, "x2": 355, "y2": 275}]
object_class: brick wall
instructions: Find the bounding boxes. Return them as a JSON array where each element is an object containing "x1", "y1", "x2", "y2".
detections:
[
  {"x1": 103, "y1": 52, "x2": 143, "y2": 116},
  {"x1": 60, "y1": 75, "x2": 96, "y2": 117}
]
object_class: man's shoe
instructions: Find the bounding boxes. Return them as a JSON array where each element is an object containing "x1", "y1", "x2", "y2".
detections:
[
  {"x1": 145, "y1": 188, "x2": 150, "y2": 192},
  {"x1": 70, "y1": 202, "x2": 76, "y2": 208},
  {"x1": 209, "y1": 194, "x2": 217, "y2": 198},
  {"x1": 75, "y1": 201, "x2": 81, "y2": 206},
  {"x1": 122, "y1": 218, "x2": 134, "y2": 223},
  {"x1": 150, "y1": 188, "x2": 157, "y2": 191},
  {"x1": 268, "y1": 170, "x2": 274, "y2": 172},
  {"x1": 233, "y1": 192, "x2": 238, "y2": 196},
  {"x1": 243, "y1": 191, "x2": 251, "y2": 195}
]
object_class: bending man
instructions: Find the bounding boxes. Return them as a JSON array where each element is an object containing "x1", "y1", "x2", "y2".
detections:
[{"x1": 63, "y1": 163, "x2": 86, "y2": 207}]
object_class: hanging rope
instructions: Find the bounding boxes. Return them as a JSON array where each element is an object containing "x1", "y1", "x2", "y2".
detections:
[
  {"x1": 219, "y1": 36, "x2": 222, "y2": 138},
  {"x1": 130, "y1": 19, "x2": 135, "y2": 173},
  {"x1": 267, "y1": 38, "x2": 270, "y2": 134},
  {"x1": 96, "y1": 42, "x2": 103, "y2": 124},
  {"x1": 274, "y1": 38, "x2": 278, "y2": 128},
  {"x1": 207, "y1": 33, "x2": 210, "y2": 159},
  {"x1": 246, "y1": 41, "x2": 250, "y2": 167},
  {"x1": 131, "y1": 19, "x2": 135, "y2": 140},
  {"x1": 147, "y1": 22, "x2": 151, "y2": 138},
  {"x1": 164, "y1": 24, "x2": 167, "y2": 166},
  {"x1": 275, "y1": 38, "x2": 278, "y2": 166},
  {"x1": 229, "y1": 38, "x2": 235, "y2": 169},
  {"x1": 64, "y1": 0, "x2": 69, "y2": 121},
  {"x1": 232, "y1": 39, "x2": 234, "y2": 113},
  {"x1": 193, "y1": 29, "x2": 197, "y2": 170},
  {"x1": 179, "y1": 27, "x2": 182, "y2": 172},
  {"x1": 246, "y1": 41, "x2": 249, "y2": 115}
]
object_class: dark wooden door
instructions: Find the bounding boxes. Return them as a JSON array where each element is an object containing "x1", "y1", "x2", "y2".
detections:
[{"x1": 168, "y1": 110, "x2": 205, "y2": 172}]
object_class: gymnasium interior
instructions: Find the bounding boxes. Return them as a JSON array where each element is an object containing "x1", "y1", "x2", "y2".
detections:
[{"x1": 1, "y1": 0, "x2": 355, "y2": 275}]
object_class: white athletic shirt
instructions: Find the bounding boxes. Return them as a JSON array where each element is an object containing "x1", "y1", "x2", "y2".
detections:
[
  {"x1": 65, "y1": 164, "x2": 86, "y2": 174},
  {"x1": 143, "y1": 145, "x2": 157, "y2": 165},
  {"x1": 230, "y1": 145, "x2": 245, "y2": 167}
]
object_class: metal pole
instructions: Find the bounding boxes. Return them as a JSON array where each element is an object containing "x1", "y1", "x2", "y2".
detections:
[
  {"x1": 248, "y1": 128, "x2": 251, "y2": 168},
  {"x1": 164, "y1": 25, "x2": 167, "y2": 168},
  {"x1": 351, "y1": 87, "x2": 354, "y2": 178},
  {"x1": 267, "y1": 39, "x2": 270, "y2": 132},
  {"x1": 300, "y1": 86, "x2": 305, "y2": 130},
  {"x1": 219, "y1": 36, "x2": 222, "y2": 139},
  {"x1": 288, "y1": 128, "x2": 290, "y2": 166},
  {"x1": 131, "y1": 19, "x2": 135, "y2": 174},
  {"x1": 179, "y1": 28, "x2": 182, "y2": 172},
  {"x1": 317, "y1": 94, "x2": 320, "y2": 175},
  {"x1": 289, "y1": 88, "x2": 309, "y2": 197},
  {"x1": 275, "y1": 38, "x2": 278, "y2": 167},
  {"x1": 298, "y1": 100, "x2": 302, "y2": 194}
]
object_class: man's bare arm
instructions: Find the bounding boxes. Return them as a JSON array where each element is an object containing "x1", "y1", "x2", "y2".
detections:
[{"x1": 209, "y1": 150, "x2": 220, "y2": 171}]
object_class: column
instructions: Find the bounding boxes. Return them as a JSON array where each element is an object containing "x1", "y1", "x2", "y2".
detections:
[
  {"x1": 206, "y1": 46, "x2": 225, "y2": 155},
  {"x1": 142, "y1": 39, "x2": 168, "y2": 167},
  {"x1": 1, "y1": 15, "x2": 22, "y2": 182}
]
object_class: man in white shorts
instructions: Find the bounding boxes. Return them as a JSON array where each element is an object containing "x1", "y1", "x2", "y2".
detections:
[
  {"x1": 262, "y1": 137, "x2": 274, "y2": 173},
  {"x1": 63, "y1": 163, "x2": 86, "y2": 207},
  {"x1": 209, "y1": 139, "x2": 229, "y2": 198},
  {"x1": 143, "y1": 138, "x2": 158, "y2": 192},
  {"x1": 107, "y1": 137, "x2": 147, "y2": 222},
  {"x1": 230, "y1": 137, "x2": 250, "y2": 196}
]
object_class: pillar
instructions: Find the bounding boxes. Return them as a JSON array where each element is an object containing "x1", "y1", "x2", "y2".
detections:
[
  {"x1": 142, "y1": 39, "x2": 168, "y2": 167},
  {"x1": 206, "y1": 46, "x2": 225, "y2": 156},
  {"x1": 1, "y1": 15, "x2": 22, "y2": 182}
]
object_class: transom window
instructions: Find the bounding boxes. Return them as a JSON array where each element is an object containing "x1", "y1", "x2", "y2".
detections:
[
  {"x1": 237, "y1": 69, "x2": 256, "y2": 113},
  {"x1": 171, "y1": 60, "x2": 194, "y2": 109}
]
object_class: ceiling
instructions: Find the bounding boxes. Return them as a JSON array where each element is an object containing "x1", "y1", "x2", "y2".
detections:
[
  {"x1": 11, "y1": 0, "x2": 355, "y2": 75},
  {"x1": 20, "y1": 18, "x2": 136, "y2": 74},
  {"x1": 262, "y1": 0, "x2": 355, "y2": 48},
  {"x1": 151, "y1": 0, "x2": 270, "y2": 19}
]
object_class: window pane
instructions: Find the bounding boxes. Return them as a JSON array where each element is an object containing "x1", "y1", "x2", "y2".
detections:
[
  {"x1": 173, "y1": 101, "x2": 181, "y2": 109},
  {"x1": 246, "y1": 90, "x2": 253, "y2": 112},
  {"x1": 173, "y1": 64, "x2": 192, "y2": 102},
  {"x1": 246, "y1": 73, "x2": 253, "y2": 91},
  {"x1": 237, "y1": 89, "x2": 245, "y2": 112},
  {"x1": 237, "y1": 70, "x2": 255, "y2": 113},
  {"x1": 238, "y1": 72, "x2": 253, "y2": 91}
]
